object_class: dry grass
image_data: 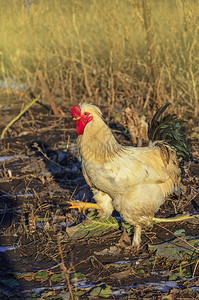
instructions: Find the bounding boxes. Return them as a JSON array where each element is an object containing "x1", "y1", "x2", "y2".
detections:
[{"x1": 0, "y1": 0, "x2": 198, "y2": 116}]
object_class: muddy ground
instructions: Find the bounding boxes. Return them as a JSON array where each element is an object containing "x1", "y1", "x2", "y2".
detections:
[{"x1": 0, "y1": 98, "x2": 198, "y2": 299}]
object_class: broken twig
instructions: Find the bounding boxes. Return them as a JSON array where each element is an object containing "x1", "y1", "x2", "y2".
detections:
[
  {"x1": 1, "y1": 96, "x2": 39, "y2": 139},
  {"x1": 37, "y1": 70, "x2": 60, "y2": 116}
]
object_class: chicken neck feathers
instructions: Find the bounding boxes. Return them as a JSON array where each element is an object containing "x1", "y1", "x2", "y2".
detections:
[{"x1": 78, "y1": 110, "x2": 123, "y2": 163}]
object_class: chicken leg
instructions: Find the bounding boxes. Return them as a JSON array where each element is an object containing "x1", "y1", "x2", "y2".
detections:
[
  {"x1": 131, "y1": 214, "x2": 199, "y2": 250},
  {"x1": 66, "y1": 201, "x2": 198, "y2": 250},
  {"x1": 132, "y1": 225, "x2": 142, "y2": 250}
]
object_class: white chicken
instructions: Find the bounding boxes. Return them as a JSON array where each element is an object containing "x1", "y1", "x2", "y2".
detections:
[{"x1": 69, "y1": 103, "x2": 191, "y2": 249}]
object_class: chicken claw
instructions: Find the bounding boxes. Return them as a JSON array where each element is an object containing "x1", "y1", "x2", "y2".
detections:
[{"x1": 66, "y1": 201, "x2": 102, "y2": 214}]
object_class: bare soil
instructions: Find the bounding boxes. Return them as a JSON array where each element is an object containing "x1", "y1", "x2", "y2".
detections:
[{"x1": 0, "y1": 99, "x2": 198, "y2": 299}]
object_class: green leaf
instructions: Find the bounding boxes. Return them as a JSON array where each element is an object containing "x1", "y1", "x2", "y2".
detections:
[
  {"x1": 1, "y1": 279, "x2": 19, "y2": 288},
  {"x1": 57, "y1": 291, "x2": 71, "y2": 300},
  {"x1": 121, "y1": 220, "x2": 134, "y2": 233},
  {"x1": 162, "y1": 295, "x2": 173, "y2": 300},
  {"x1": 50, "y1": 273, "x2": 65, "y2": 283},
  {"x1": 72, "y1": 272, "x2": 85, "y2": 279},
  {"x1": 90, "y1": 286, "x2": 102, "y2": 296},
  {"x1": 75, "y1": 290, "x2": 85, "y2": 296},
  {"x1": 35, "y1": 271, "x2": 48, "y2": 279},
  {"x1": 31, "y1": 293, "x2": 41, "y2": 298},
  {"x1": 136, "y1": 269, "x2": 145, "y2": 274},
  {"x1": 27, "y1": 295, "x2": 40, "y2": 300},
  {"x1": 100, "y1": 285, "x2": 112, "y2": 298},
  {"x1": 90, "y1": 285, "x2": 112, "y2": 298},
  {"x1": 169, "y1": 267, "x2": 192, "y2": 281},
  {"x1": 66, "y1": 214, "x2": 120, "y2": 239},
  {"x1": 16, "y1": 272, "x2": 33, "y2": 280},
  {"x1": 174, "y1": 229, "x2": 186, "y2": 237},
  {"x1": 42, "y1": 290, "x2": 54, "y2": 297}
]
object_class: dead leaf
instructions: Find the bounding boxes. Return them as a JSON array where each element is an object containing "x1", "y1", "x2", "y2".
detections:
[
  {"x1": 94, "y1": 246, "x2": 121, "y2": 256},
  {"x1": 110, "y1": 269, "x2": 132, "y2": 280},
  {"x1": 149, "y1": 235, "x2": 199, "y2": 259},
  {"x1": 116, "y1": 228, "x2": 131, "y2": 248}
]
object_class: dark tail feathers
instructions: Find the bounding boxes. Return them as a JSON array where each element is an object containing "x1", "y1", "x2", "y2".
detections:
[{"x1": 148, "y1": 103, "x2": 190, "y2": 163}]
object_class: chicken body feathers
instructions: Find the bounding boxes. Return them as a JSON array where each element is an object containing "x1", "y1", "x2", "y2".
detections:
[{"x1": 77, "y1": 103, "x2": 183, "y2": 229}]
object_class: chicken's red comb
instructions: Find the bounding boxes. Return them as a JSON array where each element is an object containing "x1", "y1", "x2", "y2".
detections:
[{"x1": 70, "y1": 105, "x2": 81, "y2": 117}]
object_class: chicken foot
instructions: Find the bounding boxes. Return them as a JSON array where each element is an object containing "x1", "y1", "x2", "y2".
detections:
[{"x1": 66, "y1": 201, "x2": 102, "y2": 214}]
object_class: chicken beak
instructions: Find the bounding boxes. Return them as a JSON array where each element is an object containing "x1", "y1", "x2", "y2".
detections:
[{"x1": 73, "y1": 116, "x2": 81, "y2": 120}]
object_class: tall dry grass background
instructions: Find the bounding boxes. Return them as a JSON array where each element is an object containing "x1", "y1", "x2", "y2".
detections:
[{"x1": 0, "y1": 0, "x2": 198, "y2": 116}]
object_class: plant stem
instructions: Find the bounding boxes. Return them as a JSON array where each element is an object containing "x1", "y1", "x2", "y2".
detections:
[
  {"x1": 1, "y1": 97, "x2": 39, "y2": 139},
  {"x1": 57, "y1": 235, "x2": 74, "y2": 300},
  {"x1": 37, "y1": 70, "x2": 60, "y2": 116},
  {"x1": 142, "y1": 0, "x2": 158, "y2": 91},
  {"x1": 152, "y1": 213, "x2": 199, "y2": 224}
]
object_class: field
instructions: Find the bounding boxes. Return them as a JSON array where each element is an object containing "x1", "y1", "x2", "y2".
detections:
[
  {"x1": 0, "y1": 0, "x2": 199, "y2": 114},
  {"x1": 0, "y1": 0, "x2": 199, "y2": 299}
]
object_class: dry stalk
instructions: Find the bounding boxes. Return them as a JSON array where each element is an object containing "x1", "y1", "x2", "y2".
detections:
[
  {"x1": 57, "y1": 234, "x2": 74, "y2": 300},
  {"x1": 37, "y1": 70, "x2": 60, "y2": 116},
  {"x1": 165, "y1": 259, "x2": 198, "y2": 278},
  {"x1": 51, "y1": 71, "x2": 61, "y2": 95},
  {"x1": 156, "y1": 223, "x2": 199, "y2": 252},
  {"x1": 72, "y1": 12, "x2": 92, "y2": 99},
  {"x1": 142, "y1": 0, "x2": 158, "y2": 95},
  {"x1": 69, "y1": 70, "x2": 73, "y2": 103},
  {"x1": 32, "y1": 142, "x2": 65, "y2": 170},
  {"x1": 192, "y1": 259, "x2": 199, "y2": 278},
  {"x1": 189, "y1": 67, "x2": 198, "y2": 117},
  {"x1": 1, "y1": 97, "x2": 39, "y2": 139},
  {"x1": 109, "y1": 49, "x2": 115, "y2": 114},
  {"x1": 188, "y1": 29, "x2": 198, "y2": 116}
]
